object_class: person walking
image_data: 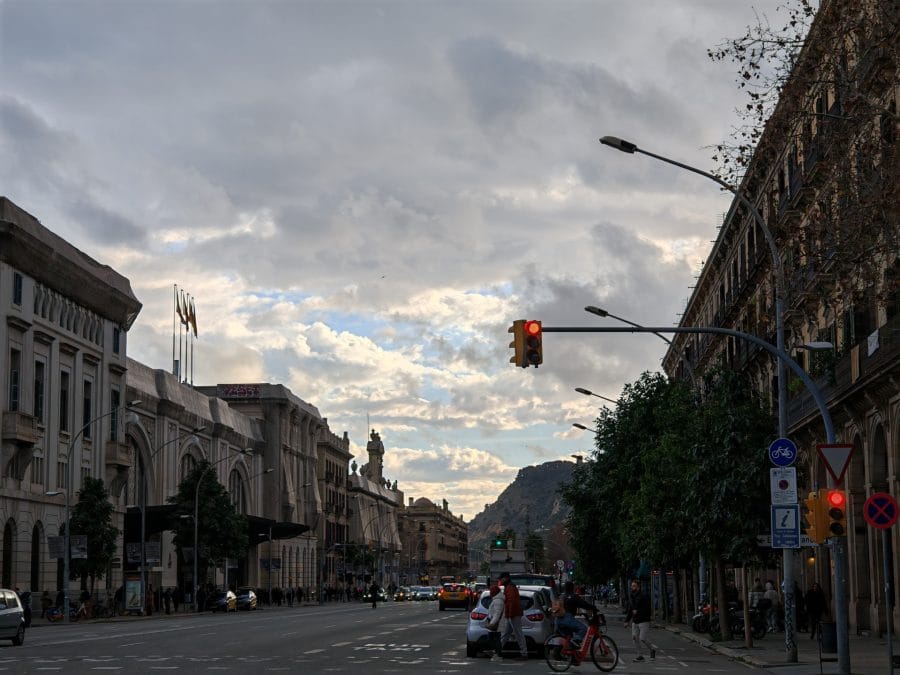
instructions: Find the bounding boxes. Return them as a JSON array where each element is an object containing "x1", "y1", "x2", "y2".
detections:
[
  {"x1": 497, "y1": 572, "x2": 529, "y2": 659},
  {"x1": 625, "y1": 579, "x2": 656, "y2": 662},
  {"x1": 805, "y1": 582, "x2": 827, "y2": 639},
  {"x1": 369, "y1": 581, "x2": 379, "y2": 609},
  {"x1": 485, "y1": 585, "x2": 506, "y2": 662},
  {"x1": 163, "y1": 588, "x2": 172, "y2": 615},
  {"x1": 763, "y1": 580, "x2": 781, "y2": 632}
]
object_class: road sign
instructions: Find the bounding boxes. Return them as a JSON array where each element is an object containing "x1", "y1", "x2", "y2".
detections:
[
  {"x1": 771, "y1": 504, "x2": 801, "y2": 548},
  {"x1": 863, "y1": 493, "x2": 899, "y2": 530},
  {"x1": 556, "y1": 559, "x2": 564, "y2": 571},
  {"x1": 770, "y1": 467, "x2": 798, "y2": 505},
  {"x1": 756, "y1": 533, "x2": 817, "y2": 547},
  {"x1": 817, "y1": 443, "x2": 854, "y2": 485},
  {"x1": 768, "y1": 438, "x2": 798, "y2": 467}
]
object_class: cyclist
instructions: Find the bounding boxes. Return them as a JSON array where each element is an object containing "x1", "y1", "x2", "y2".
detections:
[{"x1": 557, "y1": 581, "x2": 596, "y2": 649}]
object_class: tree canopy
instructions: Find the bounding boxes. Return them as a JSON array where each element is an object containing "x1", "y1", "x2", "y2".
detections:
[{"x1": 69, "y1": 477, "x2": 119, "y2": 592}]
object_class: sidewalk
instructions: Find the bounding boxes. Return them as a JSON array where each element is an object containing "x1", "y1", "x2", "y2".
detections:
[
  {"x1": 662, "y1": 622, "x2": 896, "y2": 674},
  {"x1": 29, "y1": 601, "x2": 311, "y2": 627}
]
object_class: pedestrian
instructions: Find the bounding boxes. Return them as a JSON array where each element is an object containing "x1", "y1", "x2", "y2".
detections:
[
  {"x1": 163, "y1": 588, "x2": 172, "y2": 615},
  {"x1": 19, "y1": 591, "x2": 32, "y2": 627},
  {"x1": 805, "y1": 582, "x2": 827, "y2": 639},
  {"x1": 40, "y1": 590, "x2": 51, "y2": 618},
  {"x1": 547, "y1": 578, "x2": 559, "y2": 600},
  {"x1": 625, "y1": 579, "x2": 656, "y2": 662},
  {"x1": 172, "y1": 587, "x2": 181, "y2": 613},
  {"x1": 749, "y1": 578, "x2": 764, "y2": 608},
  {"x1": 763, "y1": 581, "x2": 781, "y2": 632},
  {"x1": 485, "y1": 585, "x2": 505, "y2": 662},
  {"x1": 297, "y1": 586, "x2": 304, "y2": 604},
  {"x1": 369, "y1": 581, "x2": 379, "y2": 609},
  {"x1": 497, "y1": 571, "x2": 529, "y2": 659}
]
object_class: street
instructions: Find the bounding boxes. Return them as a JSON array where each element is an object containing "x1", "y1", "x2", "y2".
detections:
[{"x1": 2, "y1": 601, "x2": 760, "y2": 673}]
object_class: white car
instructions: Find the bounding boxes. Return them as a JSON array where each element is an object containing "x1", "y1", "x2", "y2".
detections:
[
  {"x1": 465, "y1": 587, "x2": 554, "y2": 658},
  {"x1": 0, "y1": 589, "x2": 25, "y2": 646}
]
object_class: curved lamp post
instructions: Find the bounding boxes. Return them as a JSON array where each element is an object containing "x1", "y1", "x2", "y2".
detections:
[
  {"x1": 47, "y1": 399, "x2": 141, "y2": 623},
  {"x1": 574, "y1": 387, "x2": 617, "y2": 405},
  {"x1": 599, "y1": 134, "x2": 805, "y2": 663}
]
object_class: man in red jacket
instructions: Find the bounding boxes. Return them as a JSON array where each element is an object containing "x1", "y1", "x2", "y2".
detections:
[{"x1": 498, "y1": 572, "x2": 529, "y2": 658}]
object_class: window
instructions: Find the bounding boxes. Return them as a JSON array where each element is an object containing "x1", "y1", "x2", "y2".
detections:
[
  {"x1": 109, "y1": 388, "x2": 120, "y2": 441},
  {"x1": 59, "y1": 371, "x2": 70, "y2": 432},
  {"x1": 180, "y1": 454, "x2": 196, "y2": 481},
  {"x1": 82, "y1": 380, "x2": 93, "y2": 439},
  {"x1": 81, "y1": 465, "x2": 91, "y2": 484},
  {"x1": 57, "y1": 458, "x2": 69, "y2": 489},
  {"x1": 31, "y1": 450, "x2": 44, "y2": 485},
  {"x1": 113, "y1": 327, "x2": 121, "y2": 354},
  {"x1": 229, "y1": 469, "x2": 245, "y2": 513},
  {"x1": 34, "y1": 360, "x2": 45, "y2": 423},
  {"x1": 12, "y1": 272, "x2": 23, "y2": 306},
  {"x1": 8, "y1": 349, "x2": 20, "y2": 412}
]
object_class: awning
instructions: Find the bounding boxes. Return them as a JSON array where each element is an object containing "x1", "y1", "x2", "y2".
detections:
[
  {"x1": 123, "y1": 507, "x2": 309, "y2": 543},
  {"x1": 246, "y1": 515, "x2": 310, "y2": 543}
]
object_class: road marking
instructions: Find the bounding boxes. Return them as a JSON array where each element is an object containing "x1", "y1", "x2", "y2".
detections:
[
  {"x1": 332, "y1": 641, "x2": 352, "y2": 646},
  {"x1": 303, "y1": 649, "x2": 325, "y2": 654}
]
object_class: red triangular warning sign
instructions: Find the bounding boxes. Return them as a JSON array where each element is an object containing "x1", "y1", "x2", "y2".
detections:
[{"x1": 817, "y1": 444, "x2": 854, "y2": 486}]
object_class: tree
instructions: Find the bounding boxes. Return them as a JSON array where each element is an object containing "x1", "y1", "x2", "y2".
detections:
[
  {"x1": 69, "y1": 478, "x2": 119, "y2": 593},
  {"x1": 168, "y1": 461, "x2": 248, "y2": 585}
]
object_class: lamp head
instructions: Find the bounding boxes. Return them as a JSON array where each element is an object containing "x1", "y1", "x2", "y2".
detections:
[
  {"x1": 574, "y1": 387, "x2": 593, "y2": 396},
  {"x1": 584, "y1": 306, "x2": 608, "y2": 317},
  {"x1": 572, "y1": 423, "x2": 589, "y2": 431},
  {"x1": 599, "y1": 136, "x2": 637, "y2": 153},
  {"x1": 46, "y1": 490, "x2": 62, "y2": 497},
  {"x1": 128, "y1": 400, "x2": 143, "y2": 408}
]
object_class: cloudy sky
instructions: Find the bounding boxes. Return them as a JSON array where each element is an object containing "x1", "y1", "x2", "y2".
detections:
[{"x1": 2, "y1": 0, "x2": 790, "y2": 520}]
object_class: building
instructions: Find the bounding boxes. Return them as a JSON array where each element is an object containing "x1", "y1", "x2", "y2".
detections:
[
  {"x1": 0, "y1": 197, "x2": 352, "y2": 606},
  {"x1": 663, "y1": 0, "x2": 898, "y2": 634},
  {"x1": 398, "y1": 495, "x2": 468, "y2": 583},
  {"x1": 345, "y1": 430, "x2": 402, "y2": 589},
  {"x1": 315, "y1": 422, "x2": 352, "y2": 589}
]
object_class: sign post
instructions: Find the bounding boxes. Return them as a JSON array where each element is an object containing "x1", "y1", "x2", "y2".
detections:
[{"x1": 864, "y1": 492, "x2": 899, "y2": 673}]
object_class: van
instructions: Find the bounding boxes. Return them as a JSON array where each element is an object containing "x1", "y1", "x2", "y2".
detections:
[{"x1": 0, "y1": 589, "x2": 25, "y2": 645}]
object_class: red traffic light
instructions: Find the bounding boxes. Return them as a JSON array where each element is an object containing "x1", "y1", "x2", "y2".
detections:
[
  {"x1": 827, "y1": 490, "x2": 846, "y2": 508},
  {"x1": 524, "y1": 320, "x2": 541, "y2": 337}
]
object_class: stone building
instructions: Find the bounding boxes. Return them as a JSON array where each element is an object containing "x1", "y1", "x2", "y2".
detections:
[
  {"x1": 316, "y1": 424, "x2": 352, "y2": 589},
  {"x1": 398, "y1": 495, "x2": 468, "y2": 584},
  {"x1": 663, "y1": 0, "x2": 898, "y2": 635},
  {"x1": 347, "y1": 430, "x2": 402, "y2": 589}
]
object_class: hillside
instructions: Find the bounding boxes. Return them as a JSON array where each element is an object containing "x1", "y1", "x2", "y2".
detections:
[{"x1": 467, "y1": 460, "x2": 576, "y2": 563}]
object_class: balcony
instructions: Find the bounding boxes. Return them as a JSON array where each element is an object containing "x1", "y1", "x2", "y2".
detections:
[
  {"x1": 105, "y1": 440, "x2": 133, "y2": 495},
  {"x1": 2, "y1": 410, "x2": 38, "y2": 445}
]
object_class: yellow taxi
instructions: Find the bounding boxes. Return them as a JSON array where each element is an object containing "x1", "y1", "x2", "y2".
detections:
[{"x1": 438, "y1": 582, "x2": 469, "y2": 610}]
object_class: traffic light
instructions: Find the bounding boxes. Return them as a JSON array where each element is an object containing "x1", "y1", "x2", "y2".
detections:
[
  {"x1": 508, "y1": 320, "x2": 525, "y2": 367},
  {"x1": 494, "y1": 538, "x2": 506, "y2": 549},
  {"x1": 523, "y1": 320, "x2": 543, "y2": 367},
  {"x1": 802, "y1": 491, "x2": 824, "y2": 544},
  {"x1": 824, "y1": 489, "x2": 848, "y2": 537}
]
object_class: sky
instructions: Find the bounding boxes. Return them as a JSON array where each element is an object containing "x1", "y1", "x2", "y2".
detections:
[{"x1": 1, "y1": 0, "x2": 792, "y2": 521}]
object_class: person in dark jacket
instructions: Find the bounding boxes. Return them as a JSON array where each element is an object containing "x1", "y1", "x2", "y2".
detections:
[
  {"x1": 625, "y1": 579, "x2": 656, "y2": 662},
  {"x1": 805, "y1": 582, "x2": 827, "y2": 639},
  {"x1": 557, "y1": 581, "x2": 595, "y2": 647},
  {"x1": 369, "y1": 582, "x2": 379, "y2": 609}
]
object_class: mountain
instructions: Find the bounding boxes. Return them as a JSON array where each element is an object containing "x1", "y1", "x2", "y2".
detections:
[{"x1": 467, "y1": 460, "x2": 577, "y2": 563}]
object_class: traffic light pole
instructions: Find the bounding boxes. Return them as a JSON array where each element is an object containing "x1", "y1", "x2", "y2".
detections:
[{"x1": 540, "y1": 323, "x2": 849, "y2": 673}]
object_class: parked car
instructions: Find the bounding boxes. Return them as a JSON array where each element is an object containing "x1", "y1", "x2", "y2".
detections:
[
  {"x1": 0, "y1": 589, "x2": 25, "y2": 645},
  {"x1": 438, "y1": 582, "x2": 469, "y2": 611},
  {"x1": 205, "y1": 590, "x2": 237, "y2": 612},
  {"x1": 235, "y1": 587, "x2": 257, "y2": 610},
  {"x1": 466, "y1": 587, "x2": 553, "y2": 658}
]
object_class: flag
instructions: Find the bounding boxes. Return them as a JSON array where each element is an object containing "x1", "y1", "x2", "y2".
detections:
[
  {"x1": 175, "y1": 287, "x2": 185, "y2": 324},
  {"x1": 188, "y1": 298, "x2": 198, "y2": 337},
  {"x1": 179, "y1": 290, "x2": 189, "y2": 327}
]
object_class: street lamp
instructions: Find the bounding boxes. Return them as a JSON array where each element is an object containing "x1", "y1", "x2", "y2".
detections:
[
  {"x1": 599, "y1": 134, "x2": 805, "y2": 663},
  {"x1": 136, "y1": 426, "x2": 204, "y2": 616},
  {"x1": 190, "y1": 448, "x2": 253, "y2": 610},
  {"x1": 574, "y1": 387, "x2": 618, "y2": 405},
  {"x1": 48, "y1": 398, "x2": 141, "y2": 623},
  {"x1": 250, "y1": 467, "x2": 275, "y2": 604},
  {"x1": 571, "y1": 423, "x2": 591, "y2": 431}
]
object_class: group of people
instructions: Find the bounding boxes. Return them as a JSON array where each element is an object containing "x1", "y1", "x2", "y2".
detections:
[
  {"x1": 749, "y1": 578, "x2": 828, "y2": 637},
  {"x1": 482, "y1": 573, "x2": 657, "y2": 664}
]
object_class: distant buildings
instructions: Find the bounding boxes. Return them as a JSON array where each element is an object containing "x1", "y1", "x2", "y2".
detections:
[
  {"x1": 398, "y1": 495, "x2": 468, "y2": 583},
  {"x1": 0, "y1": 196, "x2": 465, "y2": 599}
]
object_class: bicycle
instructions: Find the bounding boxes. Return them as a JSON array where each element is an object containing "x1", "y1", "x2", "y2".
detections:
[{"x1": 544, "y1": 609, "x2": 619, "y2": 672}]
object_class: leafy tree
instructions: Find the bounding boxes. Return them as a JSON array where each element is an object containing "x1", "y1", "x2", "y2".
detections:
[
  {"x1": 69, "y1": 477, "x2": 119, "y2": 593},
  {"x1": 168, "y1": 461, "x2": 248, "y2": 584}
]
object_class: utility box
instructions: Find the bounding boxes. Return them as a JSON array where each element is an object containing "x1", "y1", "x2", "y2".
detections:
[{"x1": 489, "y1": 547, "x2": 527, "y2": 580}]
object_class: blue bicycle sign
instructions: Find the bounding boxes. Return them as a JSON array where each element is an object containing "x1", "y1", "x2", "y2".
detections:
[{"x1": 768, "y1": 438, "x2": 798, "y2": 467}]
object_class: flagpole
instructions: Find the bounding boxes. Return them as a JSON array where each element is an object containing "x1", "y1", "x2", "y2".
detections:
[{"x1": 173, "y1": 284, "x2": 178, "y2": 376}]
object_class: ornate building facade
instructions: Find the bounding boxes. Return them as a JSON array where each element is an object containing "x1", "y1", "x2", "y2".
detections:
[
  {"x1": 398, "y1": 495, "x2": 468, "y2": 583},
  {"x1": 663, "y1": 0, "x2": 898, "y2": 635}
]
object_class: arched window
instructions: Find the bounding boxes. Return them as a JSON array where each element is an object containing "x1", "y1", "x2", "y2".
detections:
[
  {"x1": 180, "y1": 454, "x2": 197, "y2": 482},
  {"x1": 229, "y1": 469, "x2": 245, "y2": 514}
]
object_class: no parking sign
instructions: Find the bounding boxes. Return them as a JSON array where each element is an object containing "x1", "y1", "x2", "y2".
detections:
[{"x1": 863, "y1": 493, "x2": 899, "y2": 530}]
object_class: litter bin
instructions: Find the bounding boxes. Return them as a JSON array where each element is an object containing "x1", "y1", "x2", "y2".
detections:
[{"x1": 819, "y1": 621, "x2": 837, "y2": 653}]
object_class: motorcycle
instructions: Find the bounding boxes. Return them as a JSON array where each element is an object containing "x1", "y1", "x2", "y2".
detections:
[
  {"x1": 708, "y1": 602, "x2": 766, "y2": 640},
  {"x1": 690, "y1": 603, "x2": 713, "y2": 633}
]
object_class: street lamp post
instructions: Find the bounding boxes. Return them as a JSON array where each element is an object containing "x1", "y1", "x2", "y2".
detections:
[
  {"x1": 138, "y1": 426, "x2": 204, "y2": 616},
  {"x1": 600, "y1": 135, "x2": 802, "y2": 664},
  {"x1": 574, "y1": 387, "x2": 618, "y2": 405},
  {"x1": 47, "y1": 399, "x2": 141, "y2": 623},
  {"x1": 190, "y1": 449, "x2": 253, "y2": 611}
]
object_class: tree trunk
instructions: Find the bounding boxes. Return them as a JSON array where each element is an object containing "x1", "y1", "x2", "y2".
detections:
[
  {"x1": 714, "y1": 557, "x2": 730, "y2": 638},
  {"x1": 742, "y1": 566, "x2": 753, "y2": 648}
]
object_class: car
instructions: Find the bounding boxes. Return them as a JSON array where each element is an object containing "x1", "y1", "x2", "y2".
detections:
[
  {"x1": 465, "y1": 587, "x2": 553, "y2": 658},
  {"x1": 438, "y1": 582, "x2": 469, "y2": 610},
  {"x1": 235, "y1": 587, "x2": 257, "y2": 610},
  {"x1": 394, "y1": 586, "x2": 410, "y2": 601},
  {"x1": 205, "y1": 590, "x2": 237, "y2": 612},
  {"x1": 411, "y1": 586, "x2": 430, "y2": 601},
  {"x1": 509, "y1": 573, "x2": 555, "y2": 588},
  {"x1": 0, "y1": 589, "x2": 26, "y2": 645}
]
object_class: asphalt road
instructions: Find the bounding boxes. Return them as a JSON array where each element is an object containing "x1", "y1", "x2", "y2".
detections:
[{"x1": 2, "y1": 601, "x2": 760, "y2": 673}]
